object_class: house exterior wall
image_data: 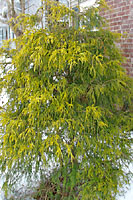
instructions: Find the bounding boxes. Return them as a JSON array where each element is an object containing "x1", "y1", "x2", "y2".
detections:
[
  {"x1": 0, "y1": 0, "x2": 13, "y2": 46},
  {"x1": 25, "y1": 0, "x2": 41, "y2": 14},
  {"x1": 100, "y1": 0, "x2": 133, "y2": 76},
  {"x1": 0, "y1": 0, "x2": 42, "y2": 47},
  {"x1": 80, "y1": 0, "x2": 96, "y2": 8},
  {"x1": 71, "y1": 0, "x2": 133, "y2": 76},
  {"x1": 0, "y1": 0, "x2": 68, "y2": 46}
]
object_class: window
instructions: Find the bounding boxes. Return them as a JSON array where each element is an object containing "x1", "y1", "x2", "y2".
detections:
[{"x1": 0, "y1": 27, "x2": 10, "y2": 46}]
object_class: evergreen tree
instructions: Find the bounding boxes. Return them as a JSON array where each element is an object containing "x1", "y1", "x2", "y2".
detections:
[{"x1": 0, "y1": 0, "x2": 132, "y2": 199}]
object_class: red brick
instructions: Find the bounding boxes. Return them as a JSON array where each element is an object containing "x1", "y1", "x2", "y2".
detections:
[
  {"x1": 110, "y1": 22, "x2": 118, "y2": 26},
  {"x1": 122, "y1": 6, "x2": 130, "y2": 11},
  {"x1": 114, "y1": 25, "x2": 121, "y2": 30},
  {"x1": 127, "y1": 39, "x2": 133, "y2": 43},
  {"x1": 100, "y1": 0, "x2": 133, "y2": 76},
  {"x1": 121, "y1": 25, "x2": 130, "y2": 30},
  {"x1": 121, "y1": 44, "x2": 130, "y2": 48},
  {"x1": 122, "y1": 53, "x2": 130, "y2": 57},
  {"x1": 123, "y1": 49, "x2": 133, "y2": 53},
  {"x1": 113, "y1": 17, "x2": 122, "y2": 22},
  {"x1": 122, "y1": 16, "x2": 129, "y2": 20},
  {"x1": 119, "y1": 2, "x2": 127, "y2": 7}
]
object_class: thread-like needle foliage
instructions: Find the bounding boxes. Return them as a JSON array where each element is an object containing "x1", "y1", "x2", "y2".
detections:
[{"x1": 0, "y1": 0, "x2": 132, "y2": 199}]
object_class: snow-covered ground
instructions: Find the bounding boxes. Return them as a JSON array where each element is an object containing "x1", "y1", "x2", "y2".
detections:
[{"x1": 120, "y1": 184, "x2": 133, "y2": 200}]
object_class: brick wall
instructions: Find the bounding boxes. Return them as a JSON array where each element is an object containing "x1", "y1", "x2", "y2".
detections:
[{"x1": 101, "y1": 0, "x2": 133, "y2": 76}]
